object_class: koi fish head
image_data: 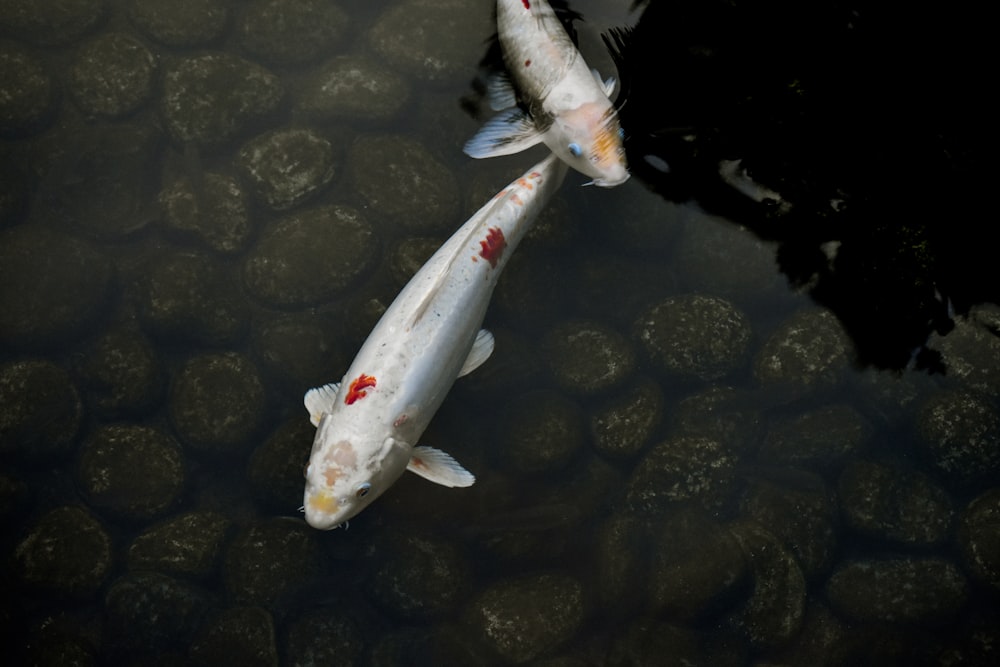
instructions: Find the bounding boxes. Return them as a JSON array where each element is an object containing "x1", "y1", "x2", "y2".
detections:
[
  {"x1": 551, "y1": 102, "x2": 629, "y2": 187},
  {"x1": 302, "y1": 416, "x2": 410, "y2": 529}
]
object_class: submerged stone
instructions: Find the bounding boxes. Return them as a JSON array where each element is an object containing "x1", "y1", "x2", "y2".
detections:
[
  {"x1": 754, "y1": 309, "x2": 852, "y2": 391},
  {"x1": 0, "y1": 43, "x2": 57, "y2": 136},
  {"x1": 14, "y1": 505, "x2": 112, "y2": 599},
  {"x1": 542, "y1": 319, "x2": 637, "y2": 396},
  {"x1": 285, "y1": 608, "x2": 364, "y2": 667},
  {"x1": 0, "y1": 359, "x2": 82, "y2": 461},
  {"x1": 0, "y1": 0, "x2": 106, "y2": 46},
  {"x1": 223, "y1": 518, "x2": 323, "y2": 606},
  {"x1": 247, "y1": 417, "x2": 314, "y2": 513},
  {"x1": 104, "y1": 571, "x2": 214, "y2": 654},
  {"x1": 239, "y1": 0, "x2": 349, "y2": 66},
  {"x1": 915, "y1": 389, "x2": 1000, "y2": 489},
  {"x1": 956, "y1": 488, "x2": 1000, "y2": 593},
  {"x1": 74, "y1": 326, "x2": 163, "y2": 418},
  {"x1": 68, "y1": 32, "x2": 156, "y2": 119},
  {"x1": 296, "y1": 55, "x2": 410, "y2": 123},
  {"x1": 627, "y1": 434, "x2": 739, "y2": 514},
  {"x1": 189, "y1": 606, "x2": 277, "y2": 667},
  {"x1": 758, "y1": 403, "x2": 871, "y2": 469},
  {"x1": 128, "y1": 511, "x2": 232, "y2": 579},
  {"x1": 160, "y1": 170, "x2": 252, "y2": 254},
  {"x1": 495, "y1": 389, "x2": 586, "y2": 475},
  {"x1": 129, "y1": 0, "x2": 228, "y2": 48},
  {"x1": 237, "y1": 128, "x2": 336, "y2": 211},
  {"x1": 590, "y1": 376, "x2": 664, "y2": 461},
  {"x1": 367, "y1": 531, "x2": 469, "y2": 620}
]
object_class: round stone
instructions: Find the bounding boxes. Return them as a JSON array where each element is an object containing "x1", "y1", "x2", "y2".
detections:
[
  {"x1": 237, "y1": 128, "x2": 336, "y2": 211},
  {"x1": 956, "y1": 489, "x2": 1000, "y2": 592},
  {"x1": 68, "y1": 32, "x2": 156, "y2": 118},
  {"x1": 74, "y1": 327, "x2": 163, "y2": 418},
  {"x1": 296, "y1": 55, "x2": 410, "y2": 123},
  {"x1": 129, "y1": 0, "x2": 228, "y2": 48},
  {"x1": 223, "y1": 518, "x2": 323, "y2": 606},
  {"x1": 0, "y1": 43, "x2": 57, "y2": 136},
  {"x1": 542, "y1": 320, "x2": 636, "y2": 396},
  {"x1": 14, "y1": 506, "x2": 112, "y2": 598},
  {"x1": 626, "y1": 435, "x2": 739, "y2": 514},
  {"x1": 0, "y1": 0, "x2": 106, "y2": 46},
  {"x1": 239, "y1": 0, "x2": 349, "y2": 66},
  {"x1": 495, "y1": 390, "x2": 586, "y2": 475},
  {"x1": 127, "y1": 511, "x2": 232, "y2": 579},
  {"x1": 0, "y1": 359, "x2": 82, "y2": 461},
  {"x1": 754, "y1": 309, "x2": 852, "y2": 391},
  {"x1": 160, "y1": 171, "x2": 252, "y2": 254},
  {"x1": 247, "y1": 417, "x2": 314, "y2": 513},
  {"x1": 915, "y1": 389, "x2": 1000, "y2": 487},
  {"x1": 590, "y1": 377, "x2": 664, "y2": 460},
  {"x1": 367, "y1": 532, "x2": 469, "y2": 620},
  {"x1": 189, "y1": 606, "x2": 278, "y2": 667}
]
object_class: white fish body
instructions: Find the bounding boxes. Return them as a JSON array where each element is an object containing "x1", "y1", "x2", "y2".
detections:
[
  {"x1": 464, "y1": 0, "x2": 629, "y2": 187},
  {"x1": 302, "y1": 154, "x2": 569, "y2": 529}
]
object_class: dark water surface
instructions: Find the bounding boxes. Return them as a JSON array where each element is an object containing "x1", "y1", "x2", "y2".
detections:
[{"x1": 2, "y1": 1, "x2": 997, "y2": 665}]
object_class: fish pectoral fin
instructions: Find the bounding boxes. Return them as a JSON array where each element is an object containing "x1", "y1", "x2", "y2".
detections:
[
  {"x1": 407, "y1": 446, "x2": 476, "y2": 488},
  {"x1": 464, "y1": 108, "x2": 543, "y2": 159},
  {"x1": 458, "y1": 329, "x2": 495, "y2": 377},
  {"x1": 591, "y1": 69, "x2": 617, "y2": 97},
  {"x1": 303, "y1": 382, "x2": 340, "y2": 427}
]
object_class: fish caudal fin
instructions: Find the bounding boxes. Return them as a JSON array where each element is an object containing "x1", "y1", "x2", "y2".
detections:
[
  {"x1": 464, "y1": 108, "x2": 544, "y2": 159},
  {"x1": 458, "y1": 329, "x2": 495, "y2": 377},
  {"x1": 303, "y1": 382, "x2": 340, "y2": 427},
  {"x1": 407, "y1": 446, "x2": 476, "y2": 487}
]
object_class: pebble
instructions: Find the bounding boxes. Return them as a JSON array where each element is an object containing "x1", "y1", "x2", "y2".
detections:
[
  {"x1": 14, "y1": 505, "x2": 113, "y2": 598},
  {"x1": 626, "y1": 434, "x2": 739, "y2": 514},
  {"x1": 129, "y1": 0, "x2": 228, "y2": 48},
  {"x1": 541, "y1": 319, "x2": 636, "y2": 396},
  {"x1": 127, "y1": 511, "x2": 232, "y2": 579},
  {"x1": 956, "y1": 488, "x2": 1000, "y2": 593},
  {"x1": 915, "y1": 389, "x2": 1000, "y2": 488},
  {"x1": 0, "y1": 43, "x2": 57, "y2": 136},
  {"x1": 236, "y1": 128, "x2": 336, "y2": 211},
  {"x1": 494, "y1": 389, "x2": 586, "y2": 475},
  {"x1": 74, "y1": 326, "x2": 163, "y2": 418},
  {"x1": 0, "y1": 0, "x2": 106, "y2": 46},
  {"x1": 754, "y1": 309, "x2": 852, "y2": 391},
  {"x1": 68, "y1": 32, "x2": 156, "y2": 119},
  {"x1": 189, "y1": 606, "x2": 278, "y2": 667},
  {"x1": 589, "y1": 376, "x2": 664, "y2": 461},
  {"x1": 296, "y1": 55, "x2": 411, "y2": 124},
  {"x1": 223, "y1": 518, "x2": 323, "y2": 606},
  {"x1": 239, "y1": 0, "x2": 349, "y2": 67},
  {"x1": 160, "y1": 170, "x2": 252, "y2": 255},
  {"x1": 0, "y1": 359, "x2": 82, "y2": 461},
  {"x1": 758, "y1": 403, "x2": 871, "y2": 469}
]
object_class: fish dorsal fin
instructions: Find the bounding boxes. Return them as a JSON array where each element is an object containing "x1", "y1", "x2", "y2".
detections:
[
  {"x1": 458, "y1": 329, "x2": 495, "y2": 377},
  {"x1": 304, "y1": 382, "x2": 340, "y2": 427},
  {"x1": 464, "y1": 108, "x2": 543, "y2": 159},
  {"x1": 407, "y1": 446, "x2": 476, "y2": 487},
  {"x1": 486, "y1": 71, "x2": 517, "y2": 111}
]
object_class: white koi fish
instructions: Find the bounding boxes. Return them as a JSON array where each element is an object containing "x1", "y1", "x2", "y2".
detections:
[
  {"x1": 464, "y1": 0, "x2": 629, "y2": 187},
  {"x1": 302, "y1": 153, "x2": 569, "y2": 529}
]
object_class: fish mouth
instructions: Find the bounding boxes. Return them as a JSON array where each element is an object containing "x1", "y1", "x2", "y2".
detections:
[{"x1": 591, "y1": 172, "x2": 631, "y2": 187}]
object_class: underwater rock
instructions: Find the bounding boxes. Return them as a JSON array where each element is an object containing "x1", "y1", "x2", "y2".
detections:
[
  {"x1": 0, "y1": 0, "x2": 106, "y2": 46},
  {"x1": 387, "y1": 236, "x2": 441, "y2": 288},
  {"x1": 68, "y1": 32, "x2": 156, "y2": 119},
  {"x1": 0, "y1": 226, "x2": 113, "y2": 350},
  {"x1": 826, "y1": 557, "x2": 969, "y2": 624},
  {"x1": 626, "y1": 434, "x2": 739, "y2": 514},
  {"x1": 74, "y1": 326, "x2": 163, "y2": 418},
  {"x1": 727, "y1": 520, "x2": 807, "y2": 651},
  {"x1": 0, "y1": 359, "x2": 82, "y2": 461},
  {"x1": 915, "y1": 389, "x2": 1000, "y2": 489},
  {"x1": 297, "y1": 55, "x2": 410, "y2": 124},
  {"x1": 160, "y1": 170, "x2": 252, "y2": 255},
  {"x1": 369, "y1": 0, "x2": 492, "y2": 86},
  {"x1": 754, "y1": 309, "x2": 852, "y2": 392},
  {"x1": 0, "y1": 43, "x2": 57, "y2": 136},
  {"x1": 367, "y1": 531, "x2": 470, "y2": 620},
  {"x1": 239, "y1": 0, "x2": 349, "y2": 67},
  {"x1": 128, "y1": 511, "x2": 232, "y2": 579},
  {"x1": 956, "y1": 488, "x2": 1000, "y2": 593},
  {"x1": 138, "y1": 251, "x2": 249, "y2": 346},
  {"x1": 590, "y1": 376, "x2": 664, "y2": 461},
  {"x1": 634, "y1": 294, "x2": 752, "y2": 383},
  {"x1": 246, "y1": 417, "x2": 314, "y2": 513},
  {"x1": 671, "y1": 385, "x2": 766, "y2": 453},
  {"x1": 541, "y1": 319, "x2": 637, "y2": 396},
  {"x1": 934, "y1": 303, "x2": 1000, "y2": 397},
  {"x1": 169, "y1": 352, "x2": 266, "y2": 458},
  {"x1": 249, "y1": 312, "x2": 346, "y2": 394},
  {"x1": 14, "y1": 506, "x2": 112, "y2": 599},
  {"x1": 758, "y1": 403, "x2": 871, "y2": 469},
  {"x1": 236, "y1": 128, "x2": 336, "y2": 211},
  {"x1": 162, "y1": 54, "x2": 283, "y2": 146},
  {"x1": 607, "y1": 618, "x2": 745, "y2": 667},
  {"x1": 189, "y1": 606, "x2": 278, "y2": 667},
  {"x1": 495, "y1": 389, "x2": 586, "y2": 475},
  {"x1": 348, "y1": 134, "x2": 458, "y2": 232},
  {"x1": 285, "y1": 608, "x2": 365, "y2": 667},
  {"x1": 129, "y1": 0, "x2": 228, "y2": 49},
  {"x1": 78, "y1": 424, "x2": 186, "y2": 522},
  {"x1": 243, "y1": 204, "x2": 378, "y2": 307},
  {"x1": 838, "y1": 460, "x2": 954, "y2": 547},
  {"x1": 593, "y1": 514, "x2": 648, "y2": 618},
  {"x1": 465, "y1": 572, "x2": 584, "y2": 664},
  {"x1": 223, "y1": 518, "x2": 323, "y2": 606},
  {"x1": 573, "y1": 253, "x2": 677, "y2": 328},
  {"x1": 648, "y1": 509, "x2": 747, "y2": 620}
]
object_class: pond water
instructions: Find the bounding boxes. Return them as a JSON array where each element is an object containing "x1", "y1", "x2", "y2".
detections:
[{"x1": 1, "y1": 1, "x2": 997, "y2": 665}]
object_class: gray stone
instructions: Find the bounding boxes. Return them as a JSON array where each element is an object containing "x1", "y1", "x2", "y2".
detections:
[
  {"x1": 68, "y1": 32, "x2": 156, "y2": 118},
  {"x1": 104, "y1": 571, "x2": 214, "y2": 654},
  {"x1": 915, "y1": 389, "x2": 1000, "y2": 487},
  {"x1": 837, "y1": 460, "x2": 953, "y2": 546},
  {"x1": 285, "y1": 608, "x2": 364, "y2": 667},
  {"x1": 573, "y1": 253, "x2": 678, "y2": 328},
  {"x1": 634, "y1": 294, "x2": 752, "y2": 382},
  {"x1": 369, "y1": 0, "x2": 492, "y2": 86},
  {"x1": 367, "y1": 531, "x2": 469, "y2": 620},
  {"x1": 648, "y1": 510, "x2": 747, "y2": 619},
  {"x1": 0, "y1": 226, "x2": 113, "y2": 349},
  {"x1": 240, "y1": 0, "x2": 349, "y2": 66},
  {"x1": 349, "y1": 134, "x2": 458, "y2": 232},
  {"x1": 169, "y1": 352, "x2": 266, "y2": 457},
  {"x1": 758, "y1": 403, "x2": 871, "y2": 469},
  {"x1": 0, "y1": 0, "x2": 105, "y2": 46},
  {"x1": 162, "y1": 54, "x2": 283, "y2": 146},
  {"x1": 727, "y1": 521, "x2": 807, "y2": 651},
  {"x1": 128, "y1": 511, "x2": 232, "y2": 579},
  {"x1": 956, "y1": 488, "x2": 1000, "y2": 593},
  {"x1": 138, "y1": 251, "x2": 249, "y2": 346},
  {"x1": 387, "y1": 236, "x2": 441, "y2": 288},
  {"x1": 74, "y1": 326, "x2": 163, "y2": 418},
  {"x1": 297, "y1": 54, "x2": 410, "y2": 123},
  {"x1": 826, "y1": 557, "x2": 969, "y2": 623},
  {"x1": 593, "y1": 515, "x2": 648, "y2": 617},
  {"x1": 223, "y1": 518, "x2": 323, "y2": 606},
  {"x1": 189, "y1": 606, "x2": 277, "y2": 667},
  {"x1": 466, "y1": 572, "x2": 584, "y2": 663},
  {"x1": 590, "y1": 376, "x2": 664, "y2": 461},
  {"x1": 14, "y1": 506, "x2": 112, "y2": 598},
  {"x1": 739, "y1": 469, "x2": 838, "y2": 579},
  {"x1": 754, "y1": 309, "x2": 852, "y2": 391},
  {"x1": 608, "y1": 619, "x2": 745, "y2": 667},
  {"x1": 671, "y1": 385, "x2": 766, "y2": 453},
  {"x1": 78, "y1": 424, "x2": 186, "y2": 522},
  {"x1": 626, "y1": 434, "x2": 739, "y2": 514},
  {"x1": 542, "y1": 320, "x2": 637, "y2": 396},
  {"x1": 243, "y1": 204, "x2": 378, "y2": 307},
  {"x1": 129, "y1": 0, "x2": 228, "y2": 49},
  {"x1": 0, "y1": 359, "x2": 82, "y2": 461},
  {"x1": 247, "y1": 417, "x2": 314, "y2": 513},
  {"x1": 934, "y1": 303, "x2": 1000, "y2": 397},
  {"x1": 237, "y1": 128, "x2": 336, "y2": 211},
  {"x1": 0, "y1": 43, "x2": 57, "y2": 136},
  {"x1": 495, "y1": 389, "x2": 586, "y2": 475},
  {"x1": 249, "y1": 312, "x2": 346, "y2": 394},
  {"x1": 160, "y1": 170, "x2": 252, "y2": 255}
]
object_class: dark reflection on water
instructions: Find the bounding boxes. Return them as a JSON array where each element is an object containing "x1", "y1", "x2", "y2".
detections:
[{"x1": 1, "y1": 1, "x2": 998, "y2": 665}]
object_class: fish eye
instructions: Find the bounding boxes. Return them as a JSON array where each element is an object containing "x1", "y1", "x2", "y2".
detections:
[
  {"x1": 568, "y1": 142, "x2": 582, "y2": 157},
  {"x1": 355, "y1": 482, "x2": 372, "y2": 498}
]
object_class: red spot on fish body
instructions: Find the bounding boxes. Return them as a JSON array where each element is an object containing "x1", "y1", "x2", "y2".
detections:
[
  {"x1": 522, "y1": 0, "x2": 531, "y2": 9},
  {"x1": 478, "y1": 227, "x2": 506, "y2": 268},
  {"x1": 344, "y1": 374, "x2": 376, "y2": 404},
  {"x1": 524, "y1": 59, "x2": 531, "y2": 67}
]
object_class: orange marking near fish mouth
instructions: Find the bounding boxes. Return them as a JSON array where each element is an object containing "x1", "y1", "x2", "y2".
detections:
[
  {"x1": 479, "y1": 227, "x2": 507, "y2": 268},
  {"x1": 344, "y1": 373, "x2": 377, "y2": 404}
]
